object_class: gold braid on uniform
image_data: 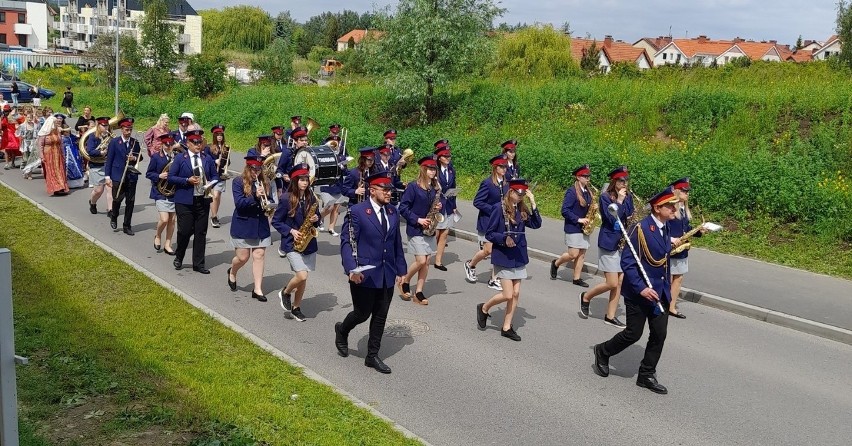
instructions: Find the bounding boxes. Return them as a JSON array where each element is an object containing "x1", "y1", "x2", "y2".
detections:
[{"x1": 635, "y1": 224, "x2": 668, "y2": 268}]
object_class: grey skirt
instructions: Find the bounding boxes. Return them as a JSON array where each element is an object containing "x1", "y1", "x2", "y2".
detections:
[
  {"x1": 435, "y1": 212, "x2": 453, "y2": 230},
  {"x1": 318, "y1": 191, "x2": 346, "y2": 208},
  {"x1": 495, "y1": 265, "x2": 527, "y2": 280},
  {"x1": 88, "y1": 165, "x2": 106, "y2": 185},
  {"x1": 565, "y1": 232, "x2": 590, "y2": 250},
  {"x1": 670, "y1": 257, "x2": 688, "y2": 275},
  {"x1": 231, "y1": 236, "x2": 272, "y2": 249},
  {"x1": 286, "y1": 251, "x2": 316, "y2": 272},
  {"x1": 155, "y1": 199, "x2": 175, "y2": 213},
  {"x1": 597, "y1": 248, "x2": 622, "y2": 273},
  {"x1": 212, "y1": 180, "x2": 227, "y2": 193},
  {"x1": 477, "y1": 232, "x2": 488, "y2": 243},
  {"x1": 408, "y1": 235, "x2": 437, "y2": 256}
]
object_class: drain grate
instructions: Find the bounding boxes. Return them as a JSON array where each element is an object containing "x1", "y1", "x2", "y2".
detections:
[{"x1": 383, "y1": 319, "x2": 430, "y2": 337}]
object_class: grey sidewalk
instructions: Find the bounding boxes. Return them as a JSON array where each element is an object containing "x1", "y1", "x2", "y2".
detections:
[{"x1": 450, "y1": 200, "x2": 852, "y2": 344}]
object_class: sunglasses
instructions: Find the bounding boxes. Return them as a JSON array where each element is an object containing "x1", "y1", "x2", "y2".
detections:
[{"x1": 579, "y1": 174, "x2": 590, "y2": 178}]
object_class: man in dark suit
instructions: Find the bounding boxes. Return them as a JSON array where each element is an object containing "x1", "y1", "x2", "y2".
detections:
[
  {"x1": 167, "y1": 129, "x2": 219, "y2": 274},
  {"x1": 336, "y1": 172, "x2": 408, "y2": 374},
  {"x1": 593, "y1": 186, "x2": 679, "y2": 394},
  {"x1": 104, "y1": 117, "x2": 141, "y2": 235}
]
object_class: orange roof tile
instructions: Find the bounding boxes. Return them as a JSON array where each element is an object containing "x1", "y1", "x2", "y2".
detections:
[
  {"x1": 728, "y1": 41, "x2": 780, "y2": 60},
  {"x1": 571, "y1": 38, "x2": 652, "y2": 68},
  {"x1": 786, "y1": 51, "x2": 813, "y2": 62},
  {"x1": 337, "y1": 29, "x2": 383, "y2": 44},
  {"x1": 666, "y1": 38, "x2": 735, "y2": 58}
]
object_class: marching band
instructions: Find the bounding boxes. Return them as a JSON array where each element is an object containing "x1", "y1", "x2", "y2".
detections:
[{"x1": 11, "y1": 107, "x2": 720, "y2": 391}]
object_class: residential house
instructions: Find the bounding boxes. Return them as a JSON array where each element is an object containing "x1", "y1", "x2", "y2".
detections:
[
  {"x1": 632, "y1": 36, "x2": 672, "y2": 56},
  {"x1": 813, "y1": 35, "x2": 840, "y2": 60},
  {"x1": 653, "y1": 36, "x2": 735, "y2": 66},
  {"x1": 336, "y1": 29, "x2": 382, "y2": 51},
  {"x1": 0, "y1": 0, "x2": 50, "y2": 49},
  {"x1": 799, "y1": 39, "x2": 822, "y2": 53},
  {"x1": 571, "y1": 36, "x2": 653, "y2": 73},
  {"x1": 716, "y1": 39, "x2": 783, "y2": 65},
  {"x1": 56, "y1": 0, "x2": 201, "y2": 54}
]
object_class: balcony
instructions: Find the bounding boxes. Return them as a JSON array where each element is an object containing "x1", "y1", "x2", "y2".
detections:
[
  {"x1": 58, "y1": 38, "x2": 70, "y2": 48},
  {"x1": 74, "y1": 24, "x2": 90, "y2": 34},
  {"x1": 73, "y1": 41, "x2": 89, "y2": 51}
]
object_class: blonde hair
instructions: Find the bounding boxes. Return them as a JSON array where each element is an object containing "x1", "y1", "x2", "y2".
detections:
[{"x1": 156, "y1": 114, "x2": 170, "y2": 129}]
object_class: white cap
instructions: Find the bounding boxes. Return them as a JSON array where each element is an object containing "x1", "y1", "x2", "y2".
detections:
[{"x1": 179, "y1": 112, "x2": 194, "y2": 121}]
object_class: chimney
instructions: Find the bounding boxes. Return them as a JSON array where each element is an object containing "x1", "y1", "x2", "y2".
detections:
[
  {"x1": 604, "y1": 35, "x2": 613, "y2": 48},
  {"x1": 769, "y1": 40, "x2": 777, "y2": 44},
  {"x1": 733, "y1": 36, "x2": 744, "y2": 43}
]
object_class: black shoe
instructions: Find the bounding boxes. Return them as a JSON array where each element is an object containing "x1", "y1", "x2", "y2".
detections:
[
  {"x1": 227, "y1": 268, "x2": 237, "y2": 291},
  {"x1": 476, "y1": 303, "x2": 490, "y2": 330},
  {"x1": 637, "y1": 375, "x2": 668, "y2": 394},
  {"x1": 279, "y1": 290, "x2": 292, "y2": 311},
  {"x1": 211, "y1": 216, "x2": 220, "y2": 228},
  {"x1": 89, "y1": 201, "x2": 97, "y2": 214},
  {"x1": 668, "y1": 311, "x2": 686, "y2": 319},
  {"x1": 173, "y1": 259, "x2": 183, "y2": 270},
  {"x1": 163, "y1": 247, "x2": 175, "y2": 256},
  {"x1": 123, "y1": 227, "x2": 134, "y2": 236},
  {"x1": 573, "y1": 278, "x2": 590, "y2": 288},
  {"x1": 334, "y1": 322, "x2": 349, "y2": 357},
  {"x1": 604, "y1": 316, "x2": 626, "y2": 329},
  {"x1": 365, "y1": 356, "x2": 391, "y2": 374},
  {"x1": 193, "y1": 266, "x2": 210, "y2": 274},
  {"x1": 433, "y1": 263, "x2": 447, "y2": 271},
  {"x1": 154, "y1": 242, "x2": 162, "y2": 252},
  {"x1": 550, "y1": 259, "x2": 558, "y2": 279},
  {"x1": 110, "y1": 218, "x2": 117, "y2": 230},
  {"x1": 251, "y1": 291, "x2": 267, "y2": 302},
  {"x1": 291, "y1": 307, "x2": 306, "y2": 322},
  {"x1": 593, "y1": 344, "x2": 610, "y2": 377},
  {"x1": 500, "y1": 326, "x2": 521, "y2": 341},
  {"x1": 579, "y1": 292, "x2": 590, "y2": 319}
]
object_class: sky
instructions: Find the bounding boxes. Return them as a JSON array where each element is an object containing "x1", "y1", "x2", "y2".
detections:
[{"x1": 191, "y1": 0, "x2": 838, "y2": 46}]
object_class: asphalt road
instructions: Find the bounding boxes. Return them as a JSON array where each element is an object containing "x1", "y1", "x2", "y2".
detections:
[{"x1": 2, "y1": 158, "x2": 851, "y2": 446}]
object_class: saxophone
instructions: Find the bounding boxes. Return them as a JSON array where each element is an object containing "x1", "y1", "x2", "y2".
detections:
[
  {"x1": 293, "y1": 196, "x2": 319, "y2": 252},
  {"x1": 421, "y1": 183, "x2": 445, "y2": 237},
  {"x1": 582, "y1": 184, "x2": 600, "y2": 236},
  {"x1": 671, "y1": 215, "x2": 705, "y2": 255}
]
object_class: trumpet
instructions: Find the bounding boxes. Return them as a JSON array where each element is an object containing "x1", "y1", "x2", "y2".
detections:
[
  {"x1": 254, "y1": 175, "x2": 275, "y2": 216},
  {"x1": 116, "y1": 139, "x2": 142, "y2": 200}
]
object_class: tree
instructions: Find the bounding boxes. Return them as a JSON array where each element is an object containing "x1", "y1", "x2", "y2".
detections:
[
  {"x1": 274, "y1": 11, "x2": 299, "y2": 41},
  {"x1": 370, "y1": 0, "x2": 504, "y2": 122},
  {"x1": 837, "y1": 1, "x2": 852, "y2": 68},
  {"x1": 579, "y1": 40, "x2": 601, "y2": 72},
  {"x1": 492, "y1": 25, "x2": 578, "y2": 79},
  {"x1": 200, "y1": 6, "x2": 273, "y2": 53},
  {"x1": 795, "y1": 34, "x2": 803, "y2": 50},
  {"x1": 252, "y1": 38, "x2": 295, "y2": 84},
  {"x1": 186, "y1": 52, "x2": 227, "y2": 97},
  {"x1": 560, "y1": 21, "x2": 572, "y2": 36},
  {"x1": 140, "y1": 0, "x2": 178, "y2": 85},
  {"x1": 86, "y1": 34, "x2": 143, "y2": 88}
]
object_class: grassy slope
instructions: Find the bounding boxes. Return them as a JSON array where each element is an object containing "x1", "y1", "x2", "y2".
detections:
[{"x1": 2, "y1": 185, "x2": 419, "y2": 445}]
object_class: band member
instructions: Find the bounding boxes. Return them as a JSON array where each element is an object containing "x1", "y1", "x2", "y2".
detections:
[
  {"x1": 290, "y1": 127, "x2": 314, "y2": 178},
  {"x1": 398, "y1": 155, "x2": 443, "y2": 305},
  {"x1": 502, "y1": 139, "x2": 521, "y2": 180},
  {"x1": 171, "y1": 112, "x2": 194, "y2": 144},
  {"x1": 168, "y1": 129, "x2": 219, "y2": 274},
  {"x1": 375, "y1": 144, "x2": 405, "y2": 205},
  {"x1": 204, "y1": 125, "x2": 230, "y2": 228},
  {"x1": 336, "y1": 172, "x2": 407, "y2": 374},
  {"x1": 593, "y1": 187, "x2": 679, "y2": 395},
  {"x1": 578, "y1": 166, "x2": 634, "y2": 328},
  {"x1": 433, "y1": 140, "x2": 457, "y2": 270},
  {"x1": 382, "y1": 129, "x2": 404, "y2": 167},
  {"x1": 327, "y1": 123, "x2": 342, "y2": 140},
  {"x1": 87, "y1": 116, "x2": 113, "y2": 215},
  {"x1": 551, "y1": 165, "x2": 593, "y2": 287},
  {"x1": 476, "y1": 178, "x2": 541, "y2": 341},
  {"x1": 272, "y1": 125, "x2": 292, "y2": 188},
  {"x1": 668, "y1": 177, "x2": 704, "y2": 319},
  {"x1": 228, "y1": 156, "x2": 274, "y2": 301},
  {"x1": 342, "y1": 147, "x2": 378, "y2": 205},
  {"x1": 464, "y1": 154, "x2": 509, "y2": 291},
  {"x1": 104, "y1": 117, "x2": 141, "y2": 235},
  {"x1": 272, "y1": 164, "x2": 322, "y2": 321},
  {"x1": 145, "y1": 133, "x2": 178, "y2": 255},
  {"x1": 318, "y1": 135, "x2": 345, "y2": 235},
  {"x1": 284, "y1": 115, "x2": 301, "y2": 143},
  {"x1": 247, "y1": 135, "x2": 278, "y2": 200}
]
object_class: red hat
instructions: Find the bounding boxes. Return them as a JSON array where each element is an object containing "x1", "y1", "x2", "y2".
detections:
[
  {"x1": 289, "y1": 163, "x2": 310, "y2": 179},
  {"x1": 490, "y1": 154, "x2": 508, "y2": 166},
  {"x1": 670, "y1": 177, "x2": 691, "y2": 191},
  {"x1": 185, "y1": 129, "x2": 204, "y2": 142},
  {"x1": 608, "y1": 166, "x2": 629, "y2": 180},
  {"x1": 329, "y1": 123, "x2": 341, "y2": 131},
  {"x1": 649, "y1": 186, "x2": 679, "y2": 206},
  {"x1": 418, "y1": 155, "x2": 437, "y2": 167},
  {"x1": 366, "y1": 172, "x2": 393, "y2": 188},
  {"x1": 291, "y1": 127, "x2": 308, "y2": 139},
  {"x1": 434, "y1": 147, "x2": 451, "y2": 157},
  {"x1": 573, "y1": 164, "x2": 590, "y2": 177},
  {"x1": 383, "y1": 129, "x2": 397, "y2": 139},
  {"x1": 2, "y1": 104, "x2": 10, "y2": 112},
  {"x1": 244, "y1": 155, "x2": 263, "y2": 167},
  {"x1": 95, "y1": 116, "x2": 110, "y2": 126},
  {"x1": 358, "y1": 147, "x2": 375, "y2": 158},
  {"x1": 501, "y1": 139, "x2": 518, "y2": 151},
  {"x1": 434, "y1": 139, "x2": 449, "y2": 150},
  {"x1": 211, "y1": 124, "x2": 225, "y2": 134},
  {"x1": 271, "y1": 126, "x2": 284, "y2": 135},
  {"x1": 258, "y1": 135, "x2": 272, "y2": 144},
  {"x1": 118, "y1": 117, "x2": 135, "y2": 128},
  {"x1": 508, "y1": 178, "x2": 529, "y2": 191},
  {"x1": 291, "y1": 115, "x2": 301, "y2": 122},
  {"x1": 377, "y1": 144, "x2": 392, "y2": 154},
  {"x1": 157, "y1": 133, "x2": 174, "y2": 142}
]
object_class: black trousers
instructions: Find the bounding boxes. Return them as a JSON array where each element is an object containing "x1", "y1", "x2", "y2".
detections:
[
  {"x1": 175, "y1": 197, "x2": 210, "y2": 268},
  {"x1": 601, "y1": 299, "x2": 669, "y2": 377},
  {"x1": 111, "y1": 180, "x2": 137, "y2": 228},
  {"x1": 340, "y1": 282, "x2": 393, "y2": 359}
]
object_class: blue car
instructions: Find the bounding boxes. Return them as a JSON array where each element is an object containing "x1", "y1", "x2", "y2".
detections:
[{"x1": 0, "y1": 81, "x2": 55, "y2": 103}]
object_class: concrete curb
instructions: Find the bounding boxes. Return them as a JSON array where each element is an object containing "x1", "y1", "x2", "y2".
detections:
[
  {"x1": 450, "y1": 228, "x2": 852, "y2": 346},
  {"x1": 1, "y1": 180, "x2": 434, "y2": 446}
]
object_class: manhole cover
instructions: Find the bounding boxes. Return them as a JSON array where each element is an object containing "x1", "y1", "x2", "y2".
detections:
[{"x1": 383, "y1": 319, "x2": 430, "y2": 337}]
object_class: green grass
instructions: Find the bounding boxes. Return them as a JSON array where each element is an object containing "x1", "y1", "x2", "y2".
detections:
[{"x1": 1, "y1": 185, "x2": 420, "y2": 445}]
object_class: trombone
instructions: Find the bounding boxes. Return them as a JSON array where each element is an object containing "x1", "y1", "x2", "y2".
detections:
[{"x1": 116, "y1": 139, "x2": 142, "y2": 200}]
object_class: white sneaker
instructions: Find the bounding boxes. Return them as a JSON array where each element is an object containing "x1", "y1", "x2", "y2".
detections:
[
  {"x1": 464, "y1": 260, "x2": 477, "y2": 283},
  {"x1": 487, "y1": 279, "x2": 503, "y2": 291},
  {"x1": 318, "y1": 225, "x2": 327, "y2": 232},
  {"x1": 329, "y1": 229, "x2": 340, "y2": 237},
  {"x1": 277, "y1": 246, "x2": 287, "y2": 258}
]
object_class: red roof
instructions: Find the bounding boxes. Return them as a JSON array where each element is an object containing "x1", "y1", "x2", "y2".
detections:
[
  {"x1": 571, "y1": 37, "x2": 652, "y2": 66},
  {"x1": 664, "y1": 38, "x2": 736, "y2": 58},
  {"x1": 728, "y1": 41, "x2": 781, "y2": 60},
  {"x1": 337, "y1": 29, "x2": 383, "y2": 44}
]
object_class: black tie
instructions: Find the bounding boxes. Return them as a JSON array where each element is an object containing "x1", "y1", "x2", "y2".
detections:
[{"x1": 379, "y1": 207, "x2": 387, "y2": 236}]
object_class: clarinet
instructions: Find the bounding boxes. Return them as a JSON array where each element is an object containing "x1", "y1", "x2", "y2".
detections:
[{"x1": 348, "y1": 208, "x2": 358, "y2": 265}]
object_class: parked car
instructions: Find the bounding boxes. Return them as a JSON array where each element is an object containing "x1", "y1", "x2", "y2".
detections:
[{"x1": 0, "y1": 81, "x2": 55, "y2": 103}]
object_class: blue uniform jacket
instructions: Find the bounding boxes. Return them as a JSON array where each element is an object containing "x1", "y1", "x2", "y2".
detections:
[
  {"x1": 104, "y1": 136, "x2": 143, "y2": 183},
  {"x1": 85, "y1": 134, "x2": 105, "y2": 166},
  {"x1": 340, "y1": 201, "x2": 408, "y2": 289},
  {"x1": 668, "y1": 208, "x2": 700, "y2": 259},
  {"x1": 505, "y1": 162, "x2": 521, "y2": 180},
  {"x1": 342, "y1": 167, "x2": 378, "y2": 205},
  {"x1": 436, "y1": 164, "x2": 457, "y2": 214},
  {"x1": 203, "y1": 145, "x2": 231, "y2": 176},
  {"x1": 485, "y1": 203, "x2": 542, "y2": 268},
  {"x1": 275, "y1": 146, "x2": 294, "y2": 178},
  {"x1": 145, "y1": 151, "x2": 172, "y2": 201},
  {"x1": 170, "y1": 130, "x2": 188, "y2": 145},
  {"x1": 231, "y1": 176, "x2": 273, "y2": 241},
  {"x1": 399, "y1": 182, "x2": 439, "y2": 237},
  {"x1": 621, "y1": 216, "x2": 671, "y2": 315},
  {"x1": 375, "y1": 161, "x2": 405, "y2": 190},
  {"x1": 388, "y1": 145, "x2": 402, "y2": 166},
  {"x1": 561, "y1": 186, "x2": 592, "y2": 234},
  {"x1": 598, "y1": 192, "x2": 634, "y2": 251},
  {"x1": 473, "y1": 177, "x2": 508, "y2": 234},
  {"x1": 167, "y1": 152, "x2": 220, "y2": 205},
  {"x1": 271, "y1": 191, "x2": 320, "y2": 254}
]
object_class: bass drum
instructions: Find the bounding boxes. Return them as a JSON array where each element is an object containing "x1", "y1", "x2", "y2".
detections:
[{"x1": 293, "y1": 146, "x2": 341, "y2": 186}]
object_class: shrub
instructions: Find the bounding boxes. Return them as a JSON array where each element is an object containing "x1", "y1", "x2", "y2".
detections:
[
  {"x1": 491, "y1": 25, "x2": 578, "y2": 79},
  {"x1": 186, "y1": 52, "x2": 227, "y2": 98},
  {"x1": 252, "y1": 39, "x2": 294, "y2": 84}
]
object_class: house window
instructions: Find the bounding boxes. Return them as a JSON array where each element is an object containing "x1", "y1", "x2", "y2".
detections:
[
  {"x1": 0, "y1": 12, "x2": 5, "y2": 23},
  {"x1": 178, "y1": 44, "x2": 185, "y2": 54},
  {"x1": 0, "y1": 34, "x2": 6, "y2": 44},
  {"x1": 18, "y1": 13, "x2": 25, "y2": 24},
  {"x1": 18, "y1": 35, "x2": 26, "y2": 47},
  {"x1": 662, "y1": 53, "x2": 667, "y2": 60},
  {"x1": 676, "y1": 54, "x2": 681, "y2": 63}
]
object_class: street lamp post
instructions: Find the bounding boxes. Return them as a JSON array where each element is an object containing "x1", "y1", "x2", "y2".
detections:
[{"x1": 114, "y1": 7, "x2": 121, "y2": 116}]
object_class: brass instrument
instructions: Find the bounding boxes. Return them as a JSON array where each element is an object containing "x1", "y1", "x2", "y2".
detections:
[
  {"x1": 214, "y1": 143, "x2": 234, "y2": 180},
  {"x1": 293, "y1": 195, "x2": 319, "y2": 252},
  {"x1": 618, "y1": 191, "x2": 649, "y2": 250},
  {"x1": 422, "y1": 183, "x2": 445, "y2": 237},
  {"x1": 356, "y1": 169, "x2": 367, "y2": 203},
  {"x1": 305, "y1": 117, "x2": 320, "y2": 145},
  {"x1": 79, "y1": 111, "x2": 124, "y2": 164},
  {"x1": 671, "y1": 213, "x2": 705, "y2": 255},
  {"x1": 254, "y1": 176, "x2": 275, "y2": 217},
  {"x1": 389, "y1": 148, "x2": 414, "y2": 176},
  {"x1": 582, "y1": 184, "x2": 600, "y2": 236},
  {"x1": 156, "y1": 143, "x2": 185, "y2": 197},
  {"x1": 116, "y1": 139, "x2": 142, "y2": 199},
  {"x1": 262, "y1": 152, "x2": 282, "y2": 182}
]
